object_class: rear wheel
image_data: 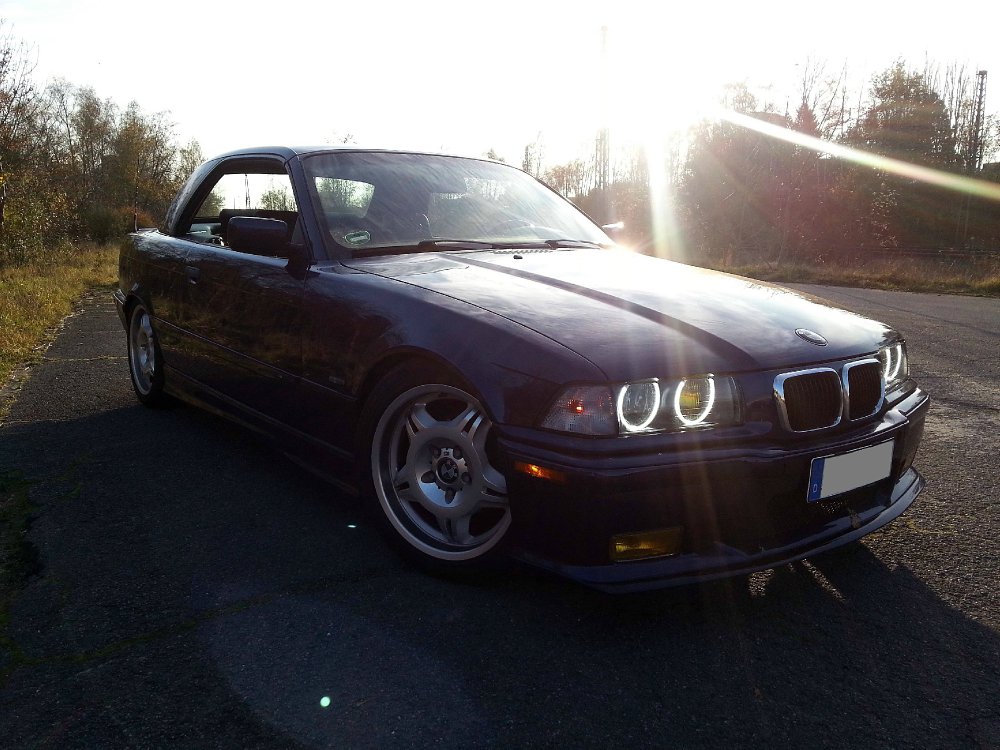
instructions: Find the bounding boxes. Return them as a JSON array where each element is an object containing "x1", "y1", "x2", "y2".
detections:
[
  {"x1": 363, "y1": 366, "x2": 511, "y2": 568},
  {"x1": 127, "y1": 302, "x2": 167, "y2": 407}
]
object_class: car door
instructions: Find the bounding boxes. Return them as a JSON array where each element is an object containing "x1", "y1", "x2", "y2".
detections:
[{"x1": 172, "y1": 160, "x2": 307, "y2": 424}]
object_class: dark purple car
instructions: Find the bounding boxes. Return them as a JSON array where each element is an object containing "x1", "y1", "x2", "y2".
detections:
[{"x1": 115, "y1": 147, "x2": 929, "y2": 591}]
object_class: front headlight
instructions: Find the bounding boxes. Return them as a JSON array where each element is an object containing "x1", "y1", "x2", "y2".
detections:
[
  {"x1": 878, "y1": 341, "x2": 909, "y2": 391},
  {"x1": 539, "y1": 384, "x2": 618, "y2": 436},
  {"x1": 541, "y1": 376, "x2": 741, "y2": 436}
]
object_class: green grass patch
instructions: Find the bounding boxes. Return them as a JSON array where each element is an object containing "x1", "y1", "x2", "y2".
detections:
[{"x1": 0, "y1": 243, "x2": 119, "y2": 389}]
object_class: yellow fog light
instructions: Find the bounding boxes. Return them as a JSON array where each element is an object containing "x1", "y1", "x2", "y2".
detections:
[{"x1": 610, "y1": 527, "x2": 683, "y2": 562}]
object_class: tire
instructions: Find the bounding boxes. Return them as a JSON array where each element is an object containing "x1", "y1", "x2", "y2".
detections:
[
  {"x1": 127, "y1": 301, "x2": 168, "y2": 407},
  {"x1": 361, "y1": 365, "x2": 511, "y2": 570}
]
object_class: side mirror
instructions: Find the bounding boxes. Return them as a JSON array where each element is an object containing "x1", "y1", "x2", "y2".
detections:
[
  {"x1": 227, "y1": 217, "x2": 289, "y2": 257},
  {"x1": 601, "y1": 221, "x2": 625, "y2": 238}
]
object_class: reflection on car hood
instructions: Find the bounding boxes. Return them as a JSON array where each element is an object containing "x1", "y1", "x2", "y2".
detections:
[{"x1": 343, "y1": 248, "x2": 891, "y2": 380}]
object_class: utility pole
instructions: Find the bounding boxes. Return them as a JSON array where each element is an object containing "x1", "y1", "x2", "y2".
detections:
[
  {"x1": 960, "y1": 70, "x2": 987, "y2": 250},
  {"x1": 968, "y1": 70, "x2": 988, "y2": 172},
  {"x1": 595, "y1": 25, "x2": 611, "y2": 219}
]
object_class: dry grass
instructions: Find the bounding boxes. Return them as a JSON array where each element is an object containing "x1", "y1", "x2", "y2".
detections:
[
  {"x1": 707, "y1": 253, "x2": 1000, "y2": 297},
  {"x1": 0, "y1": 243, "x2": 119, "y2": 388}
]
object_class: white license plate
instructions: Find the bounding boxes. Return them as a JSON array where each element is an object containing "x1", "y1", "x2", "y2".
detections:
[{"x1": 807, "y1": 440, "x2": 894, "y2": 502}]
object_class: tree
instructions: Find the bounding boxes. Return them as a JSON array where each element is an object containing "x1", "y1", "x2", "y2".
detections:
[
  {"x1": 796, "y1": 59, "x2": 849, "y2": 139},
  {"x1": 542, "y1": 159, "x2": 586, "y2": 197},
  {"x1": 847, "y1": 61, "x2": 956, "y2": 168},
  {"x1": 678, "y1": 110, "x2": 797, "y2": 261},
  {"x1": 0, "y1": 22, "x2": 43, "y2": 246},
  {"x1": 521, "y1": 134, "x2": 544, "y2": 176},
  {"x1": 843, "y1": 62, "x2": 962, "y2": 248},
  {"x1": 259, "y1": 181, "x2": 296, "y2": 211},
  {"x1": 176, "y1": 138, "x2": 204, "y2": 182}
]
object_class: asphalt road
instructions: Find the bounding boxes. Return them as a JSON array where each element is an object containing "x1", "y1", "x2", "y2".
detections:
[{"x1": 0, "y1": 285, "x2": 998, "y2": 749}]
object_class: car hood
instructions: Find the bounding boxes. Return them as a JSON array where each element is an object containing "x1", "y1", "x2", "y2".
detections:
[{"x1": 343, "y1": 248, "x2": 892, "y2": 381}]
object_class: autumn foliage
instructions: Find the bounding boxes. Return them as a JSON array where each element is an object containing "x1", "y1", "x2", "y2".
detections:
[{"x1": 0, "y1": 23, "x2": 202, "y2": 265}]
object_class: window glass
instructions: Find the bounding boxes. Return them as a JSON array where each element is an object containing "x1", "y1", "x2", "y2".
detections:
[
  {"x1": 195, "y1": 173, "x2": 297, "y2": 218},
  {"x1": 314, "y1": 178, "x2": 375, "y2": 216},
  {"x1": 302, "y1": 152, "x2": 608, "y2": 254}
]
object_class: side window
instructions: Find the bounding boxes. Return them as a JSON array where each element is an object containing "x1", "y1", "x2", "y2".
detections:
[
  {"x1": 185, "y1": 168, "x2": 300, "y2": 257},
  {"x1": 195, "y1": 173, "x2": 297, "y2": 218}
]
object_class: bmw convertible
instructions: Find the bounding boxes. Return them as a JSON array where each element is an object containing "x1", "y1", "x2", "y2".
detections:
[{"x1": 115, "y1": 147, "x2": 929, "y2": 592}]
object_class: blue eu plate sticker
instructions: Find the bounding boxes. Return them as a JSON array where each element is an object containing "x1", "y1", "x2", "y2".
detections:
[{"x1": 807, "y1": 458, "x2": 826, "y2": 502}]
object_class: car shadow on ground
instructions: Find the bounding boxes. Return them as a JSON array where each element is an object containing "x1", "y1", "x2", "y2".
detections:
[{"x1": 2, "y1": 402, "x2": 997, "y2": 749}]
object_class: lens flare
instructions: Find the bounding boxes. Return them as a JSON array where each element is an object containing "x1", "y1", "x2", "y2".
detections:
[{"x1": 717, "y1": 109, "x2": 1000, "y2": 203}]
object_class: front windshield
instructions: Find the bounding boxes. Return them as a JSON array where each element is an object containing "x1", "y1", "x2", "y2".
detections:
[{"x1": 301, "y1": 151, "x2": 610, "y2": 255}]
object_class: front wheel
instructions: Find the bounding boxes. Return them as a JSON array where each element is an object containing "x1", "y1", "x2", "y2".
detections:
[
  {"x1": 364, "y1": 368, "x2": 511, "y2": 567},
  {"x1": 127, "y1": 302, "x2": 167, "y2": 407}
]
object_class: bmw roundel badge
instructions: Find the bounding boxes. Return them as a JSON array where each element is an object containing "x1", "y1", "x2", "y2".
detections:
[{"x1": 795, "y1": 328, "x2": 828, "y2": 346}]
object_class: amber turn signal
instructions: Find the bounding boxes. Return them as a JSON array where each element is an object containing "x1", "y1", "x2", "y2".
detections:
[{"x1": 512, "y1": 461, "x2": 567, "y2": 483}]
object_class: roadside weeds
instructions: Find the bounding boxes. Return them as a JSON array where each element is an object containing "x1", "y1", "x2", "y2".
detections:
[
  {"x1": 0, "y1": 243, "x2": 119, "y2": 420},
  {"x1": 705, "y1": 254, "x2": 1000, "y2": 297}
]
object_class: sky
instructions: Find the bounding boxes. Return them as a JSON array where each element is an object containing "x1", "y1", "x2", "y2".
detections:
[{"x1": 3, "y1": 0, "x2": 998, "y2": 167}]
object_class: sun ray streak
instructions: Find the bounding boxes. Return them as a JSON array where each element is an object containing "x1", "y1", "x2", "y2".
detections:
[
  {"x1": 718, "y1": 109, "x2": 1000, "y2": 203},
  {"x1": 644, "y1": 137, "x2": 688, "y2": 263}
]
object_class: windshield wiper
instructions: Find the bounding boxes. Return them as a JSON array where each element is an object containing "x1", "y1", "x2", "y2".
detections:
[
  {"x1": 351, "y1": 237, "x2": 609, "y2": 258},
  {"x1": 544, "y1": 239, "x2": 608, "y2": 249},
  {"x1": 352, "y1": 239, "x2": 497, "y2": 258},
  {"x1": 491, "y1": 239, "x2": 609, "y2": 250}
]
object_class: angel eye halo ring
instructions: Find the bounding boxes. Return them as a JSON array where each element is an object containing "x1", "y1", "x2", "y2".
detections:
[
  {"x1": 541, "y1": 375, "x2": 739, "y2": 436},
  {"x1": 673, "y1": 377, "x2": 717, "y2": 427},
  {"x1": 617, "y1": 381, "x2": 661, "y2": 432}
]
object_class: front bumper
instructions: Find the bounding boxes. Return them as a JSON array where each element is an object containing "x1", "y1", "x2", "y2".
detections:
[
  {"x1": 113, "y1": 289, "x2": 128, "y2": 328},
  {"x1": 499, "y1": 387, "x2": 929, "y2": 592}
]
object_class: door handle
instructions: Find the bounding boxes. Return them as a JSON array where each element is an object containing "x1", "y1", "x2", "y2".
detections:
[{"x1": 185, "y1": 265, "x2": 201, "y2": 284}]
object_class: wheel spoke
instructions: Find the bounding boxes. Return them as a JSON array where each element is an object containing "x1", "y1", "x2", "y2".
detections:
[
  {"x1": 405, "y1": 402, "x2": 438, "y2": 438},
  {"x1": 481, "y1": 465, "x2": 508, "y2": 497},
  {"x1": 436, "y1": 515, "x2": 450, "y2": 538},
  {"x1": 391, "y1": 464, "x2": 419, "y2": 502},
  {"x1": 450, "y1": 405, "x2": 484, "y2": 439},
  {"x1": 449, "y1": 514, "x2": 473, "y2": 545},
  {"x1": 470, "y1": 415, "x2": 492, "y2": 453}
]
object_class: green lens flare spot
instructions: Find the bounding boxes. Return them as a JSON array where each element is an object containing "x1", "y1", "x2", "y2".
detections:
[{"x1": 320, "y1": 696, "x2": 331, "y2": 708}]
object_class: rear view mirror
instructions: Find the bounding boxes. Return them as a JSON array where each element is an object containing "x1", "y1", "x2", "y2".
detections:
[{"x1": 227, "y1": 217, "x2": 289, "y2": 257}]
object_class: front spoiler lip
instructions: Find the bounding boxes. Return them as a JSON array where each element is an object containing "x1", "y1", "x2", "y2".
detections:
[{"x1": 512, "y1": 467, "x2": 924, "y2": 594}]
